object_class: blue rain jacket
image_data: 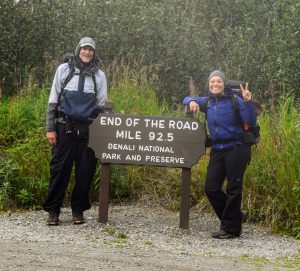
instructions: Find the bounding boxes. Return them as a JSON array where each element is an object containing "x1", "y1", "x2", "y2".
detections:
[{"x1": 183, "y1": 93, "x2": 257, "y2": 149}]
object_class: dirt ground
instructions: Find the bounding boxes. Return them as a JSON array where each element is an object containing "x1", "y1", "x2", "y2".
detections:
[
  {"x1": 0, "y1": 240, "x2": 278, "y2": 271},
  {"x1": 0, "y1": 204, "x2": 299, "y2": 271}
]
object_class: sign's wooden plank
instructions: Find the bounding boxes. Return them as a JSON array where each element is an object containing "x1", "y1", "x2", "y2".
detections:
[{"x1": 88, "y1": 114, "x2": 206, "y2": 168}]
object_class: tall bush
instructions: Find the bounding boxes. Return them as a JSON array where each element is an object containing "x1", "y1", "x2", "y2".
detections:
[
  {"x1": 0, "y1": 84, "x2": 299, "y2": 237},
  {"x1": 1, "y1": 0, "x2": 299, "y2": 102},
  {"x1": 243, "y1": 96, "x2": 300, "y2": 237},
  {"x1": 0, "y1": 90, "x2": 50, "y2": 208}
]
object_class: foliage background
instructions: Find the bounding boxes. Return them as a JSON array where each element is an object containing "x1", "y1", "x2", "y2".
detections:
[
  {"x1": 0, "y1": 0, "x2": 299, "y2": 237},
  {"x1": 0, "y1": 0, "x2": 299, "y2": 101}
]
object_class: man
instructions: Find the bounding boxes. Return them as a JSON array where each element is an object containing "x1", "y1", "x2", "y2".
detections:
[{"x1": 44, "y1": 37, "x2": 107, "y2": 225}]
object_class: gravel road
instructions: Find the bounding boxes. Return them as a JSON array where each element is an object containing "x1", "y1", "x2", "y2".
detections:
[{"x1": 0, "y1": 203, "x2": 299, "y2": 271}]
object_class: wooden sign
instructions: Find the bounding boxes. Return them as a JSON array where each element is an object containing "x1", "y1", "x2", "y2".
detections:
[{"x1": 88, "y1": 114, "x2": 206, "y2": 168}]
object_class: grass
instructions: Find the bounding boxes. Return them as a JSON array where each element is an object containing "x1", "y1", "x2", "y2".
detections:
[
  {"x1": 103, "y1": 226, "x2": 117, "y2": 236},
  {"x1": 0, "y1": 89, "x2": 50, "y2": 208},
  {"x1": 116, "y1": 231, "x2": 128, "y2": 239},
  {"x1": 102, "y1": 225, "x2": 128, "y2": 240},
  {"x1": 144, "y1": 240, "x2": 155, "y2": 247},
  {"x1": 0, "y1": 76, "x2": 299, "y2": 238},
  {"x1": 243, "y1": 95, "x2": 300, "y2": 237},
  {"x1": 240, "y1": 251, "x2": 300, "y2": 271}
]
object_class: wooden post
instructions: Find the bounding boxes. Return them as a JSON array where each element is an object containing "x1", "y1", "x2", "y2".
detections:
[
  {"x1": 179, "y1": 106, "x2": 193, "y2": 229},
  {"x1": 98, "y1": 164, "x2": 110, "y2": 224},
  {"x1": 98, "y1": 101, "x2": 114, "y2": 224},
  {"x1": 179, "y1": 167, "x2": 191, "y2": 229}
]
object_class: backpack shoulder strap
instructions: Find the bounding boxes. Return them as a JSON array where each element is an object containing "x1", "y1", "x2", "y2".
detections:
[
  {"x1": 230, "y1": 94, "x2": 239, "y2": 115},
  {"x1": 62, "y1": 62, "x2": 75, "y2": 89},
  {"x1": 230, "y1": 94, "x2": 243, "y2": 126},
  {"x1": 57, "y1": 63, "x2": 75, "y2": 108},
  {"x1": 92, "y1": 74, "x2": 97, "y2": 95}
]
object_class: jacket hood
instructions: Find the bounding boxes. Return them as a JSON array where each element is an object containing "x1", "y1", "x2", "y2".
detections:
[{"x1": 75, "y1": 37, "x2": 96, "y2": 56}]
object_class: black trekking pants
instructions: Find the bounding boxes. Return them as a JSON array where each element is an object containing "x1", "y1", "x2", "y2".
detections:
[
  {"x1": 204, "y1": 145, "x2": 250, "y2": 234},
  {"x1": 43, "y1": 123, "x2": 97, "y2": 215}
]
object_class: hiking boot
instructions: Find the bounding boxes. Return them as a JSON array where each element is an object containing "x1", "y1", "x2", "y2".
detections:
[
  {"x1": 211, "y1": 230, "x2": 240, "y2": 239},
  {"x1": 72, "y1": 211, "x2": 85, "y2": 225},
  {"x1": 47, "y1": 212, "x2": 59, "y2": 226}
]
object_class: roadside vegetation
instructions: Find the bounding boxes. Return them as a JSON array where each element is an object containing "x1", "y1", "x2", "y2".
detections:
[
  {"x1": 0, "y1": 75, "x2": 299, "y2": 238},
  {"x1": 0, "y1": 0, "x2": 299, "y2": 238}
]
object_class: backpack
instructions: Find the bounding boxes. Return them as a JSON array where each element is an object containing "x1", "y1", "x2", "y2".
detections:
[
  {"x1": 203, "y1": 80, "x2": 261, "y2": 147},
  {"x1": 57, "y1": 54, "x2": 98, "y2": 121}
]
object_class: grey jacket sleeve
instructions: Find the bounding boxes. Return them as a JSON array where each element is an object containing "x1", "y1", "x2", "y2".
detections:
[
  {"x1": 46, "y1": 103, "x2": 57, "y2": 132},
  {"x1": 46, "y1": 64, "x2": 69, "y2": 131},
  {"x1": 48, "y1": 63, "x2": 69, "y2": 103},
  {"x1": 95, "y1": 69, "x2": 107, "y2": 108}
]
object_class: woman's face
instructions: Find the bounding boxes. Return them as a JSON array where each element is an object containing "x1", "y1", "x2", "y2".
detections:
[
  {"x1": 209, "y1": 76, "x2": 225, "y2": 95},
  {"x1": 79, "y1": 46, "x2": 94, "y2": 63}
]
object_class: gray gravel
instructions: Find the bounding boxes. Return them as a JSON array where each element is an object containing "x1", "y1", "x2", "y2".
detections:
[{"x1": 0, "y1": 203, "x2": 299, "y2": 270}]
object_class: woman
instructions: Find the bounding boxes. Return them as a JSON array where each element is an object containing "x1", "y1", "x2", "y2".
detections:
[{"x1": 183, "y1": 70, "x2": 257, "y2": 238}]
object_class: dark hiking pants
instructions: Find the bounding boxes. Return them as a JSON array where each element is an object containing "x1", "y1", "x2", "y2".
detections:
[
  {"x1": 43, "y1": 122, "x2": 96, "y2": 214},
  {"x1": 204, "y1": 145, "x2": 250, "y2": 234}
]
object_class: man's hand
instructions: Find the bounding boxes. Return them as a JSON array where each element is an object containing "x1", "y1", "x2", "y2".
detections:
[
  {"x1": 47, "y1": 131, "x2": 57, "y2": 145},
  {"x1": 189, "y1": 101, "x2": 200, "y2": 113},
  {"x1": 240, "y1": 82, "x2": 252, "y2": 101}
]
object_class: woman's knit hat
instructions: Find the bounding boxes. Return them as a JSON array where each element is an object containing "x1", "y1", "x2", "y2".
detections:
[{"x1": 208, "y1": 70, "x2": 227, "y2": 83}]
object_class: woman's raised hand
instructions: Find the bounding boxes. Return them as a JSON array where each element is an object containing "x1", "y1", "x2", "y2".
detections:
[{"x1": 240, "y1": 82, "x2": 252, "y2": 101}]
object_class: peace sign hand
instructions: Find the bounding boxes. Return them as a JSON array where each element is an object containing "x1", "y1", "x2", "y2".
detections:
[{"x1": 240, "y1": 82, "x2": 252, "y2": 101}]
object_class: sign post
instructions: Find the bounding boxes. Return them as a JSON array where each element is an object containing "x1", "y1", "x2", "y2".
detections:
[
  {"x1": 180, "y1": 168, "x2": 192, "y2": 229},
  {"x1": 89, "y1": 105, "x2": 206, "y2": 228},
  {"x1": 180, "y1": 108, "x2": 193, "y2": 229},
  {"x1": 98, "y1": 101, "x2": 113, "y2": 224},
  {"x1": 98, "y1": 164, "x2": 110, "y2": 224}
]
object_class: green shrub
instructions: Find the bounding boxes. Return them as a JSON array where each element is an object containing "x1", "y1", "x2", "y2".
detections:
[
  {"x1": 243, "y1": 95, "x2": 300, "y2": 237},
  {"x1": 2, "y1": 0, "x2": 299, "y2": 102},
  {"x1": 0, "y1": 90, "x2": 50, "y2": 209},
  {"x1": 0, "y1": 85, "x2": 299, "y2": 238}
]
